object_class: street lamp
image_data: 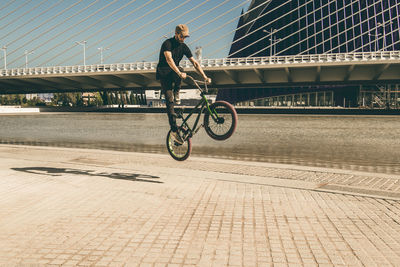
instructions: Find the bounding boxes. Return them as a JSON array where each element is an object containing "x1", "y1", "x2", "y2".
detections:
[
  {"x1": 377, "y1": 21, "x2": 393, "y2": 51},
  {"x1": 368, "y1": 33, "x2": 382, "y2": 51},
  {"x1": 24, "y1": 50, "x2": 34, "y2": 69},
  {"x1": 1, "y1": 46, "x2": 7, "y2": 69},
  {"x1": 263, "y1": 28, "x2": 277, "y2": 56},
  {"x1": 75, "y1": 41, "x2": 87, "y2": 66},
  {"x1": 97, "y1": 47, "x2": 110, "y2": 64},
  {"x1": 272, "y1": 38, "x2": 282, "y2": 55}
]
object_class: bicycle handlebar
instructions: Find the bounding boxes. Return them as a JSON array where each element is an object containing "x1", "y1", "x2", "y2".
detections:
[{"x1": 185, "y1": 75, "x2": 209, "y2": 93}]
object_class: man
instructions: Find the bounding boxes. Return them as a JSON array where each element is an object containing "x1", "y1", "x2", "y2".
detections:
[{"x1": 156, "y1": 24, "x2": 211, "y2": 143}]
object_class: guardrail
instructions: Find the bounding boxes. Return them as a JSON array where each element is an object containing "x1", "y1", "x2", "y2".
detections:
[{"x1": 0, "y1": 51, "x2": 399, "y2": 77}]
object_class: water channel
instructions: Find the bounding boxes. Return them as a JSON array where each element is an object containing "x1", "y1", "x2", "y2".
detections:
[{"x1": 0, "y1": 113, "x2": 399, "y2": 175}]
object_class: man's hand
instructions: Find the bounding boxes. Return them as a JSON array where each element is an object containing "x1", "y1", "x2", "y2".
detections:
[
  {"x1": 179, "y1": 72, "x2": 187, "y2": 79},
  {"x1": 204, "y1": 77, "x2": 211, "y2": 84}
]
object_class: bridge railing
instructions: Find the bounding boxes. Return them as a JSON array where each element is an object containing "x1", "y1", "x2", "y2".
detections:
[{"x1": 0, "y1": 51, "x2": 399, "y2": 77}]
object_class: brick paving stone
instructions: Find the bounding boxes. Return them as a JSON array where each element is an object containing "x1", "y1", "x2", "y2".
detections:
[{"x1": 0, "y1": 145, "x2": 400, "y2": 266}]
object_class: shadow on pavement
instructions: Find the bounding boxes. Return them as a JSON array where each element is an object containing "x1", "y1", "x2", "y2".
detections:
[{"x1": 11, "y1": 167, "x2": 162, "y2": 183}]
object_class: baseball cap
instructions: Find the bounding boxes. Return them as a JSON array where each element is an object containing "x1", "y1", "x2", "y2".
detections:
[{"x1": 176, "y1": 24, "x2": 190, "y2": 37}]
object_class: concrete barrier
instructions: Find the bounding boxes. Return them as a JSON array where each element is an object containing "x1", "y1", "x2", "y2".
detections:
[{"x1": 0, "y1": 106, "x2": 40, "y2": 113}]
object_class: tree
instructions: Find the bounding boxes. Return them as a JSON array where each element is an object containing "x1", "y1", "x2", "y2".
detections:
[
  {"x1": 75, "y1": 93, "x2": 84, "y2": 106},
  {"x1": 100, "y1": 91, "x2": 110, "y2": 105}
]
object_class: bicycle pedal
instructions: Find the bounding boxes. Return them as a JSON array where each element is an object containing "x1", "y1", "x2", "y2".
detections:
[
  {"x1": 176, "y1": 110, "x2": 184, "y2": 118},
  {"x1": 194, "y1": 124, "x2": 203, "y2": 134}
]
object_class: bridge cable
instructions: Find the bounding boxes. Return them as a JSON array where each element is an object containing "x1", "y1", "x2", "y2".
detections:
[
  {"x1": 0, "y1": 0, "x2": 17, "y2": 12},
  {"x1": 115, "y1": 0, "x2": 249, "y2": 63},
  {"x1": 244, "y1": 0, "x2": 352, "y2": 58},
  {"x1": 306, "y1": 1, "x2": 398, "y2": 55},
  {"x1": 187, "y1": 0, "x2": 260, "y2": 47},
  {"x1": 55, "y1": 0, "x2": 170, "y2": 66},
  {"x1": 37, "y1": 0, "x2": 142, "y2": 67},
  {"x1": 322, "y1": 3, "x2": 399, "y2": 54},
  {"x1": 136, "y1": 0, "x2": 233, "y2": 62},
  {"x1": 115, "y1": 0, "x2": 213, "y2": 63},
  {"x1": 383, "y1": 29, "x2": 400, "y2": 51},
  {"x1": 246, "y1": 1, "x2": 398, "y2": 58},
  {"x1": 211, "y1": 0, "x2": 314, "y2": 58},
  {"x1": 81, "y1": 0, "x2": 190, "y2": 65},
  {"x1": 0, "y1": 0, "x2": 47, "y2": 32},
  {"x1": 0, "y1": 0, "x2": 32, "y2": 24},
  {"x1": 139, "y1": 0, "x2": 252, "y2": 62},
  {"x1": 20, "y1": 0, "x2": 130, "y2": 68},
  {"x1": 9, "y1": 0, "x2": 102, "y2": 68},
  {"x1": 295, "y1": 0, "x2": 394, "y2": 54},
  {"x1": 5, "y1": 0, "x2": 84, "y2": 60},
  {"x1": 87, "y1": 0, "x2": 190, "y2": 64},
  {"x1": 283, "y1": 0, "x2": 369, "y2": 55},
  {"x1": 0, "y1": 0, "x2": 63, "y2": 44},
  {"x1": 203, "y1": 0, "x2": 295, "y2": 58},
  {"x1": 350, "y1": 23, "x2": 400, "y2": 53}
]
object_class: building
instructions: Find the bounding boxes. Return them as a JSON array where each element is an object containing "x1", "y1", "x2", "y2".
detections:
[{"x1": 219, "y1": 0, "x2": 400, "y2": 108}]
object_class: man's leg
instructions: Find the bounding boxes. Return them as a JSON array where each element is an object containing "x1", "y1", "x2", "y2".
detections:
[
  {"x1": 161, "y1": 79, "x2": 177, "y2": 132},
  {"x1": 173, "y1": 67, "x2": 184, "y2": 104}
]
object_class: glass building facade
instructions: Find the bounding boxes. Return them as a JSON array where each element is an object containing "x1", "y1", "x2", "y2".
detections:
[
  {"x1": 229, "y1": 0, "x2": 400, "y2": 57},
  {"x1": 220, "y1": 0, "x2": 400, "y2": 108}
]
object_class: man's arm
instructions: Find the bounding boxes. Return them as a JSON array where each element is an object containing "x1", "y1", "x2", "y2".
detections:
[
  {"x1": 189, "y1": 57, "x2": 211, "y2": 83},
  {"x1": 164, "y1": 51, "x2": 186, "y2": 79}
]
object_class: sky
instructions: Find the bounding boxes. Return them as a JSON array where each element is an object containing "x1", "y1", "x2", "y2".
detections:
[{"x1": 0, "y1": 0, "x2": 251, "y2": 68}]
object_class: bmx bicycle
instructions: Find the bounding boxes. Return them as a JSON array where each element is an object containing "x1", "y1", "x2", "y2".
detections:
[{"x1": 166, "y1": 75, "x2": 238, "y2": 161}]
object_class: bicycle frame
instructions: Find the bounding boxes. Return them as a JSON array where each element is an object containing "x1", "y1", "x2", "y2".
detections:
[{"x1": 177, "y1": 77, "x2": 219, "y2": 140}]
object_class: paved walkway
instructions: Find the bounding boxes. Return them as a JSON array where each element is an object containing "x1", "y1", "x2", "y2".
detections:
[{"x1": 0, "y1": 145, "x2": 400, "y2": 266}]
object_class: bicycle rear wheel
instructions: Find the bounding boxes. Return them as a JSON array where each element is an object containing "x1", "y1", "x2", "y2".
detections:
[
  {"x1": 166, "y1": 129, "x2": 192, "y2": 161},
  {"x1": 204, "y1": 101, "x2": 238, "y2": 141}
]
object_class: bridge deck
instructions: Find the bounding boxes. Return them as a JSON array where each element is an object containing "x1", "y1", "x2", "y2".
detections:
[{"x1": 0, "y1": 51, "x2": 400, "y2": 94}]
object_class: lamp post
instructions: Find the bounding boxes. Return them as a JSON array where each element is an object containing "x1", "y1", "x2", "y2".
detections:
[
  {"x1": 272, "y1": 37, "x2": 282, "y2": 55},
  {"x1": 24, "y1": 50, "x2": 34, "y2": 69},
  {"x1": 377, "y1": 21, "x2": 393, "y2": 51},
  {"x1": 75, "y1": 41, "x2": 87, "y2": 66},
  {"x1": 97, "y1": 47, "x2": 109, "y2": 64},
  {"x1": 368, "y1": 33, "x2": 382, "y2": 51},
  {"x1": 1, "y1": 46, "x2": 7, "y2": 69},
  {"x1": 263, "y1": 28, "x2": 277, "y2": 56}
]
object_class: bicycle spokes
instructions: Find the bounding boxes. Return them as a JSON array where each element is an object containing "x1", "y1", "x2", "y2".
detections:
[
  {"x1": 166, "y1": 130, "x2": 191, "y2": 161},
  {"x1": 204, "y1": 101, "x2": 237, "y2": 141}
]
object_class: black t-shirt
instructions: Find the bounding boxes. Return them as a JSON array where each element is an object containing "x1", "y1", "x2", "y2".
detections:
[{"x1": 156, "y1": 37, "x2": 193, "y2": 79}]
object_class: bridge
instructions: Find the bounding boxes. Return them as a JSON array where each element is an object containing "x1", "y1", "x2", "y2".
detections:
[
  {"x1": 0, "y1": 0, "x2": 399, "y2": 109},
  {"x1": 0, "y1": 51, "x2": 399, "y2": 94}
]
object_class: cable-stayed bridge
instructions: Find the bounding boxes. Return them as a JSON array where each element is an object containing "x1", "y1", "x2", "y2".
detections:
[
  {"x1": 0, "y1": 51, "x2": 400, "y2": 94},
  {"x1": 0, "y1": 0, "x2": 399, "y2": 98}
]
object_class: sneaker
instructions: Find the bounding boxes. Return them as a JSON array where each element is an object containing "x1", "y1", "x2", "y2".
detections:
[
  {"x1": 171, "y1": 130, "x2": 184, "y2": 145},
  {"x1": 174, "y1": 91, "x2": 181, "y2": 105}
]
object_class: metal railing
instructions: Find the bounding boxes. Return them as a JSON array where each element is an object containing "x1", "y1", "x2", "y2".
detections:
[{"x1": 0, "y1": 51, "x2": 399, "y2": 77}]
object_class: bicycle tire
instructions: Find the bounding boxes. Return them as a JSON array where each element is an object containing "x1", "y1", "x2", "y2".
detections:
[
  {"x1": 166, "y1": 129, "x2": 192, "y2": 161},
  {"x1": 204, "y1": 101, "x2": 238, "y2": 141}
]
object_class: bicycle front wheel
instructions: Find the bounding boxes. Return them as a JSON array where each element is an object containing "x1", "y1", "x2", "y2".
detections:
[
  {"x1": 204, "y1": 101, "x2": 238, "y2": 141},
  {"x1": 166, "y1": 129, "x2": 192, "y2": 161}
]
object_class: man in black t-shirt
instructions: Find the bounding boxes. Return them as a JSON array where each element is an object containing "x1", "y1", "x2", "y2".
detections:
[{"x1": 156, "y1": 24, "x2": 211, "y2": 144}]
